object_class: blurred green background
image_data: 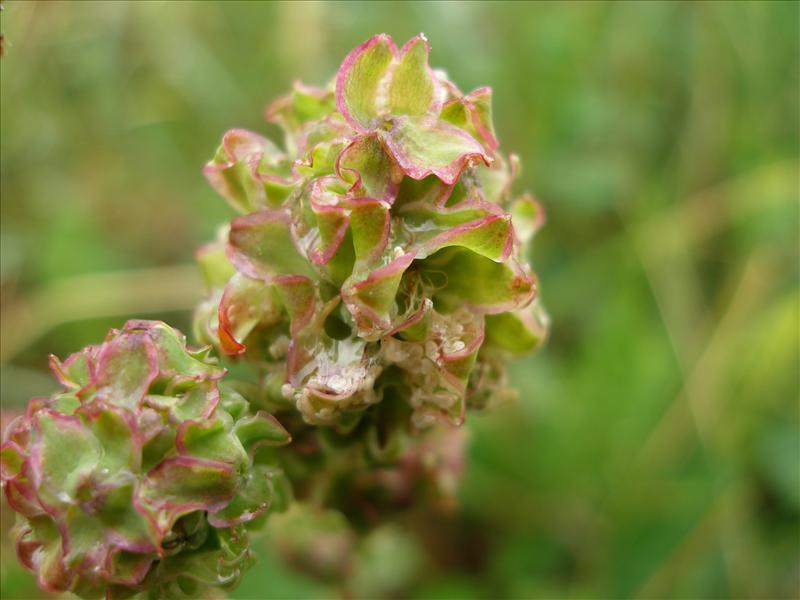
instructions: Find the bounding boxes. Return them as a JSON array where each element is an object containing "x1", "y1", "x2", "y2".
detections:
[{"x1": 1, "y1": 1, "x2": 798, "y2": 598}]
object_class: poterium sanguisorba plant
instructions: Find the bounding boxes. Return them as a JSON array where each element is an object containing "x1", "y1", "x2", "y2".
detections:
[{"x1": 2, "y1": 33, "x2": 547, "y2": 599}]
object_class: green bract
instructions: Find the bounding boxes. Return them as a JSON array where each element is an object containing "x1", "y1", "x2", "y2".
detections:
[
  {"x1": 198, "y1": 33, "x2": 548, "y2": 427},
  {"x1": 0, "y1": 321, "x2": 290, "y2": 599}
]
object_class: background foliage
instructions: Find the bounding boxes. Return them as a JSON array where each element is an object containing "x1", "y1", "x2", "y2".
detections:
[{"x1": 1, "y1": 1, "x2": 798, "y2": 598}]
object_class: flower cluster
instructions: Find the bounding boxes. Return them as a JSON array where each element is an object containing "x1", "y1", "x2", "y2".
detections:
[
  {"x1": 0, "y1": 321, "x2": 290, "y2": 599},
  {"x1": 196, "y1": 33, "x2": 547, "y2": 431}
]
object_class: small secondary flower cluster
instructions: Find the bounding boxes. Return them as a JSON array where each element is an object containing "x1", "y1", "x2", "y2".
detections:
[{"x1": 1, "y1": 321, "x2": 290, "y2": 598}]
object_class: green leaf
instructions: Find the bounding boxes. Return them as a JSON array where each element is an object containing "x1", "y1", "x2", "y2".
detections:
[
  {"x1": 0, "y1": 442, "x2": 25, "y2": 479},
  {"x1": 509, "y1": 193, "x2": 545, "y2": 245},
  {"x1": 49, "y1": 348, "x2": 93, "y2": 390},
  {"x1": 485, "y1": 302, "x2": 548, "y2": 355},
  {"x1": 343, "y1": 253, "x2": 414, "y2": 335},
  {"x1": 82, "y1": 403, "x2": 139, "y2": 473},
  {"x1": 336, "y1": 134, "x2": 401, "y2": 202},
  {"x1": 228, "y1": 210, "x2": 315, "y2": 280},
  {"x1": 145, "y1": 381, "x2": 218, "y2": 422},
  {"x1": 336, "y1": 34, "x2": 394, "y2": 129},
  {"x1": 96, "y1": 483, "x2": 156, "y2": 553},
  {"x1": 272, "y1": 275, "x2": 317, "y2": 334},
  {"x1": 134, "y1": 320, "x2": 225, "y2": 382},
  {"x1": 422, "y1": 247, "x2": 536, "y2": 314},
  {"x1": 176, "y1": 416, "x2": 248, "y2": 467},
  {"x1": 93, "y1": 331, "x2": 158, "y2": 410},
  {"x1": 208, "y1": 464, "x2": 276, "y2": 527},
  {"x1": 195, "y1": 240, "x2": 236, "y2": 291},
  {"x1": 233, "y1": 411, "x2": 292, "y2": 452},
  {"x1": 137, "y1": 456, "x2": 237, "y2": 535},
  {"x1": 61, "y1": 505, "x2": 109, "y2": 570},
  {"x1": 218, "y1": 273, "x2": 281, "y2": 355},
  {"x1": 400, "y1": 202, "x2": 513, "y2": 262},
  {"x1": 380, "y1": 115, "x2": 490, "y2": 185},
  {"x1": 349, "y1": 198, "x2": 390, "y2": 265},
  {"x1": 336, "y1": 34, "x2": 439, "y2": 130},
  {"x1": 33, "y1": 411, "x2": 101, "y2": 506},
  {"x1": 204, "y1": 129, "x2": 290, "y2": 213},
  {"x1": 266, "y1": 82, "x2": 336, "y2": 135},
  {"x1": 440, "y1": 87, "x2": 498, "y2": 150},
  {"x1": 387, "y1": 36, "x2": 437, "y2": 117}
]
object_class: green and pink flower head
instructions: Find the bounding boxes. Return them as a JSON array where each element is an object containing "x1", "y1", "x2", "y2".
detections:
[
  {"x1": 198, "y1": 32, "x2": 547, "y2": 428},
  {"x1": 1, "y1": 321, "x2": 290, "y2": 598}
]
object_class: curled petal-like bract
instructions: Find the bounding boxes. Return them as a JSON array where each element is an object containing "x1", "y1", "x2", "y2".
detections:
[
  {"x1": 204, "y1": 129, "x2": 295, "y2": 213},
  {"x1": 336, "y1": 34, "x2": 440, "y2": 131},
  {"x1": 379, "y1": 115, "x2": 492, "y2": 185}
]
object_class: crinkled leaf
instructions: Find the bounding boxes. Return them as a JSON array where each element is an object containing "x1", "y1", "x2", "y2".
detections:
[
  {"x1": 155, "y1": 530, "x2": 251, "y2": 591},
  {"x1": 204, "y1": 129, "x2": 289, "y2": 213},
  {"x1": 50, "y1": 393, "x2": 80, "y2": 415},
  {"x1": 106, "y1": 550, "x2": 153, "y2": 587},
  {"x1": 137, "y1": 456, "x2": 237, "y2": 536},
  {"x1": 208, "y1": 464, "x2": 275, "y2": 527},
  {"x1": 294, "y1": 138, "x2": 349, "y2": 180},
  {"x1": 0, "y1": 442, "x2": 24, "y2": 479},
  {"x1": 61, "y1": 505, "x2": 110, "y2": 570},
  {"x1": 176, "y1": 416, "x2": 247, "y2": 467},
  {"x1": 218, "y1": 384, "x2": 250, "y2": 421},
  {"x1": 309, "y1": 201, "x2": 350, "y2": 266},
  {"x1": 48, "y1": 348, "x2": 93, "y2": 391},
  {"x1": 32, "y1": 412, "x2": 101, "y2": 506},
  {"x1": 228, "y1": 210, "x2": 314, "y2": 280},
  {"x1": 97, "y1": 483, "x2": 156, "y2": 554},
  {"x1": 233, "y1": 411, "x2": 291, "y2": 453},
  {"x1": 485, "y1": 300, "x2": 548, "y2": 355},
  {"x1": 218, "y1": 273, "x2": 281, "y2": 355},
  {"x1": 144, "y1": 382, "x2": 218, "y2": 423},
  {"x1": 127, "y1": 320, "x2": 225, "y2": 382},
  {"x1": 399, "y1": 201, "x2": 513, "y2": 261},
  {"x1": 380, "y1": 115, "x2": 491, "y2": 185},
  {"x1": 93, "y1": 332, "x2": 158, "y2": 410},
  {"x1": 195, "y1": 240, "x2": 236, "y2": 291},
  {"x1": 272, "y1": 275, "x2": 317, "y2": 334},
  {"x1": 348, "y1": 198, "x2": 390, "y2": 265},
  {"x1": 424, "y1": 247, "x2": 536, "y2": 314},
  {"x1": 510, "y1": 193, "x2": 546, "y2": 245},
  {"x1": 440, "y1": 87, "x2": 498, "y2": 151},
  {"x1": 336, "y1": 34, "x2": 395, "y2": 129},
  {"x1": 336, "y1": 134, "x2": 401, "y2": 202},
  {"x1": 336, "y1": 34, "x2": 438, "y2": 130},
  {"x1": 343, "y1": 204, "x2": 513, "y2": 335},
  {"x1": 387, "y1": 36, "x2": 438, "y2": 117},
  {"x1": 343, "y1": 253, "x2": 414, "y2": 336},
  {"x1": 31, "y1": 527, "x2": 73, "y2": 592},
  {"x1": 477, "y1": 152, "x2": 516, "y2": 205},
  {"x1": 267, "y1": 82, "x2": 336, "y2": 134},
  {"x1": 82, "y1": 403, "x2": 139, "y2": 473}
]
